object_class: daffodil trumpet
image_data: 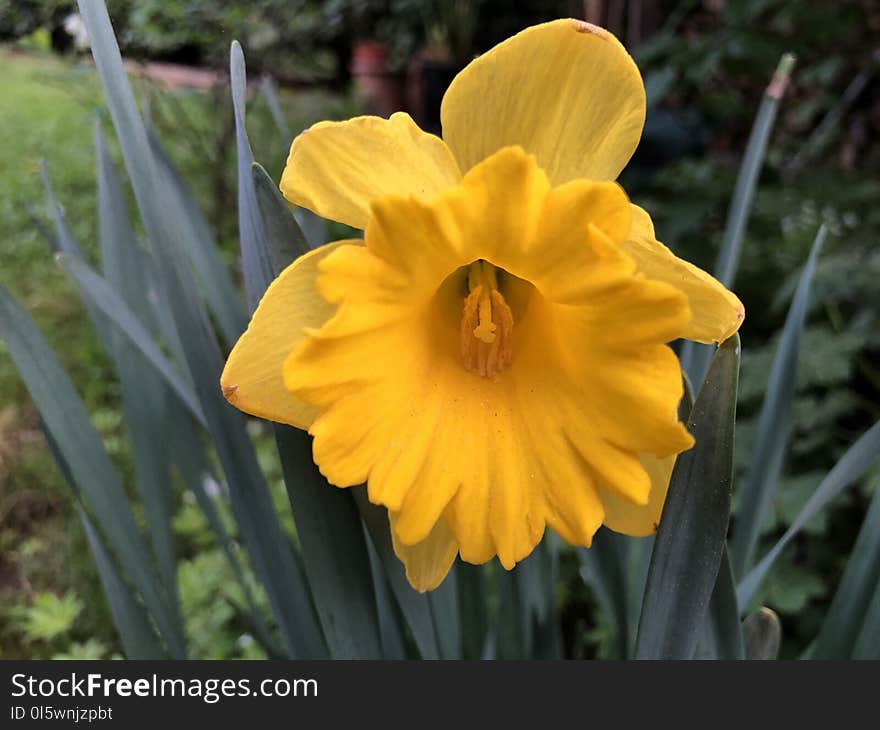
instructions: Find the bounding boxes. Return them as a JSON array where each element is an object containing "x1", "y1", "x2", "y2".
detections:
[{"x1": 221, "y1": 19, "x2": 744, "y2": 592}]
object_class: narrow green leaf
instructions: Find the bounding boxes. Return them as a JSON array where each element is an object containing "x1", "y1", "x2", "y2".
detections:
[
  {"x1": 239, "y1": 54, "x2": 382, "y2": 659},
  {"x1": 276, "y1": 428, "x2": 382, "y2": 658},
  {"x1": 579, "y1": 530, "x2": 633, "y2": 659},
  {"x1": 78, "y1": 0, "x2": 326, "y2": 658},
  {"x1": 230, "y1": 41, "x2": 275, "y2": 313},
  {"x1": 94, "y1": 124, "x2": 179, "y2": 605},
  {"x1": 169, "y1": 410, "x2": 271, "y2": 642},
  {"x1": 679, "y1": 53, "x2": 795, "y2": 385},
  {"x1": 457, "y1": 563, "x2": 488, "y2": 659},
  {"x1": 715, "y1": 53, "x2": 796, "y2": 287},
  {"x1": 260, "y1": 75, "x2": 292, "y2": 147},
  {"x1": 146, "y1": 123, "x2": 247, "y2": 346},
  {"x1": 366, "y1": 539, "x2": 407, "y2": 659},
  {"x1": 429, "y1": 564, "x2": 462, "y2": 659},
  {"x1": 496, "y1": 568, "x2": 525, "y2": 659},
  {"x1": 737, "y1": 417, "x2": 880, "y2": 607},
  {"x1": 809, "y1": 481, "x2": 880, "y2": 658},
  {"x1": 56, "y1": 254, "x2": 205, "y2": 425},
  {"x1": 252, "y1": 163, "x2": 309, "y2": 271},
  {"x1": 519, "y1": 538, "x2": 562, "y2": 659},
  {"x1": 851, "y1": 578, "x2": 880, "y2": 659},
  {"x1": 353, "y1": 489, "x2": 440, "y2": 660},
  {"x1": 729, "y1": 226, "x2": 826, "y2": 577},
  {"x1": 77, "y1": 506, "x2": 167, "y2": 659},
  {"x1": 41, "y1": 424, "x2": 165, "y2": 659},
  {"x1": 743, "y1": 607, "x2": 782, "y2": 659},
  {"x1": 0, "y1": 286, "x2": 185, "y2": 658},
  {"x1": 635, "y1": 334, "x2": 740, "y2": 659},
  {"x1": 695, "y1": 548, "x2": 745, "y2": 659}
]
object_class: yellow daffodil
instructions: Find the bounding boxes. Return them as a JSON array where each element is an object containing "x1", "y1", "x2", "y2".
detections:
[{"x1": 221, "y1": 19, "x2": 744, "y2": 592}]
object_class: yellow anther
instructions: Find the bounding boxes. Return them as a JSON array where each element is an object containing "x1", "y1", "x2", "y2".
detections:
[{"x1": 461, "y1": 261, "x2": 514, "y2": 378}]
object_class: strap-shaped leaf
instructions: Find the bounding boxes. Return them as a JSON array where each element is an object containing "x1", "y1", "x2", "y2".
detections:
[
  {"x1": 78, "y1": 506, "x2": 167, "y2": 659},
  {"x1": 78, "y1": 0, "x2": 325, "y2": 658},
  {"x1": 635, "y1": 334, "x2": 740, "y2": 659},
  {"x1": 230, "y1": 41, "x2": 275, "y2": 313},
  {"x1": 457, "y1": 562, "x2": 489, "y2": 660},
  {"x1": 813, "y1": 481, "x2": 880, "y2": 658},
  {"x1": 729, "y1": 226, "x2": 825, "y2": 577},
  {"x1": 737, "y1": 417, "x2": 880, "y2": 607},
  {"x1": 429, "y1": 564, "x2": 462, "y2": 659},
  {"x1": 0, "y1": 286, "x2": 185, "y2": 658},
  {"x1": 680, "y1": 54, "x2": 795, "y2": 385},
  {"x1": 56, "y1": 254, "x2": 205, "y2": 425},
  {"x1": 694, "y1": 548, "x2": 745, "y2": 659},
  {"x1": 353, "y1": 489, "x2": 440, "y2": 659},
  {"x1": 146, "y1": 123, "x2": 247, "y2": 346},
  {"x1": 252, "y1": 163, "x2": 309, "y2": 272},
  {"x1": 579, "y1": 530, "x2": 634, "y2": 659},
  {"x1": 236, "y1": 56, "x2": 381, "y2": 658},
  {"x1": 276, "y1": 428, "x2": 382, "y2": 658}
]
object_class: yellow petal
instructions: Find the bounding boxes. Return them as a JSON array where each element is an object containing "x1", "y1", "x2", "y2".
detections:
[
  {"x1": 441, "y1": 19, "x2": 645, "y2": 183},
  {"x1": 390, "y1": 512, "x2": 458, "y2": 592},
  {"x1": 280, "y1": 111, "x2": 461, "y2": 230},
  {"x1": 220, "y1": 241, "x2": 352, "y2": 429},
  {"x1": 599, "y1": 454, "x2": 676, "y2": 536},
  {"x1": 284, "y1": 148, "x2": 694, "y2": 572},
  {"x1": 621, "y1": 206, "x2": 745, "y2": 344}
]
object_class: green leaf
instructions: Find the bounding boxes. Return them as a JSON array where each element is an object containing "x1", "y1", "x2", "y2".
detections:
[
  {"x1": 94, "y1": 125, "x2": 179, "y2": 607},
  {"x1": 238, "y1": 65, "x2": 381, "y2": 659},
  {"x1": 813, "y1": 481, "x2": 880, "y2": 658},
  {"x1": 635, "y1": 334, "x2": 740, "y2": 659},
  {"x1": 851, "y1": 578, "x2": 880, "y2": 659},
  {"x1": 457, "y1": 562, "x2": 488, "y2": 659},
  {"x1": 275, "y1": 428, "x2": 382, "y2": 658},
  {"x1": 366, "y1": 540, "x2": 407, "y2": 659},
  {"x1": 260, "y1": 74, "x2": 292, "y2": 147},
  {"x1": 56, "y1": 254, "x2": 205, "y2": 425},
  {"x1": 743, "y1": 607, "x2": 781, "y2": 659},
  {"x1": 579, "y1": 530, "x2": 633, "y2": 659},
  {"x1": 77, "y1": 506, "x2": 166, "y2": 659},
  {"x1": 679, "y1": 53, "x2": 795, "y2": 385},
  {"x1": 353, "y1": 488, "x2": 440, "y2": 660},
  {"x1": 429, "y1": 564, "x2": 462, "y2": 659},
  {"x1": 230, "y1": 41, "x2": 275, "y2": 313},
  {"x1": 695, "y1": 548, "x2": 745, "y2": 659},
  {"x1": 0, "y1": 285, "x2": 185, "y2": 657},
  {"x1": 78, "y1": 0, "x2": 325, "y2": 658},
  {"x1": 252, "y1": 163, "x2": 309, "y2": 271},
  {"x1": 146, "y1": 122, "x2": 247, "y2": 347},
  {"x1": 518, "y1": 539, "x2": 562, "y2": 659},
  {"x1": 729, "y1": 226, "x2": 826, "y2": 577},
  {"x1": 737, "y1": 417, "x2": 880, "y2": 607}
]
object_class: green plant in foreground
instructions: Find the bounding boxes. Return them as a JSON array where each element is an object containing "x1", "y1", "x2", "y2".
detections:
[{"x1": 1, "y1": 0, "x2": 879, "y2": 659}]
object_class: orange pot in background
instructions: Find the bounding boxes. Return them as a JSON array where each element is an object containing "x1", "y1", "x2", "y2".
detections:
[{"x1": 350, "y1": 41, "x2": 405, "y2": 118}]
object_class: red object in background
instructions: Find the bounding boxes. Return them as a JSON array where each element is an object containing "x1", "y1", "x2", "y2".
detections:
[{"x1": 350, "y1": 41, "x2": 405, "y2": 118}]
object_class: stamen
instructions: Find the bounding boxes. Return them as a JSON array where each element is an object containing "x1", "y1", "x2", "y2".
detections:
[{"x1": 460, "y1": 261, "x2": 514, "y2": 378}]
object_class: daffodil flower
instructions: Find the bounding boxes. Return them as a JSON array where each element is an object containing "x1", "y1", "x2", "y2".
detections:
[{"x1": 221, "y1": 19, "x2": 744, "y2": 592}]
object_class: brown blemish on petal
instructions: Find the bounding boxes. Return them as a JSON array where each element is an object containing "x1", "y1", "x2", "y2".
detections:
[
  {"x1": 222, "y1": 384, "x2": 239, "y2": 401},
  {"x1": 652, "y1": 521, "x2": 659, "y2": 533},
  {"x1": 570, "y1": 19, "x2": 609, "y2": 39}
]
